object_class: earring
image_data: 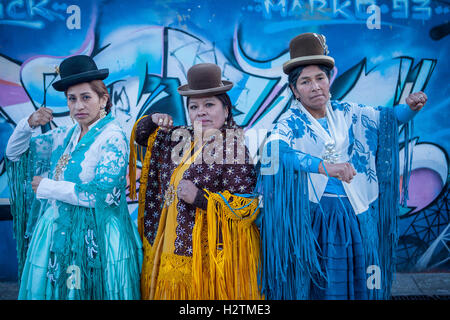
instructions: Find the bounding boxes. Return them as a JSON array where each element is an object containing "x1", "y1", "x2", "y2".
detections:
[
  {"x1": 70, "y1": 115, "x2": 75, "y2": 124},
  {"x1": 100, "y1": 106, "x2": 107, "y2": 119}
]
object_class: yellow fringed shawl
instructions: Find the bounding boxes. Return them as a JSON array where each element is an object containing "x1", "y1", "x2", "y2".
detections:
[
  {"x1": 129, "y1": 121, "x2": 261, "y2": 300},
  {"x1": 192, "y1": 191, "x2": 261, "y2": 300}
]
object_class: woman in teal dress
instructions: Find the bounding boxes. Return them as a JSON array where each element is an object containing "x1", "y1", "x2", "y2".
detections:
[{"x1": 5, "y1": 55, "x2": 143, "y2": 299}]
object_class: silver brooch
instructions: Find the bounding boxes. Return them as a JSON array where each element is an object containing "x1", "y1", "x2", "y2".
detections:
[{"x1": 322, "y1": 141, "x2": 339, "y2": 164}]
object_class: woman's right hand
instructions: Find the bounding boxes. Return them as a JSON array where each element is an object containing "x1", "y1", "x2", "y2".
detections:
[
  {"x1": 28, "y1": 107, "x2": 53, "y2": 128},
  {"x1": 319, "y1": 161, "x2": 356, "y2": 184},
  {"x1": 151, "y1": 113, "x2": 173, "y2": 131},
  {"x1": 31, "y1": 176, "x2": 44, "y2": 193}
]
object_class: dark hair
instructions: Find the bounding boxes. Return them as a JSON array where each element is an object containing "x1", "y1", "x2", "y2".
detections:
[
  {"x1": 186, "y1": 93, "x2": 236, "y2": 127},
  {"x1": 64, "y1": 80, "x2": 112, "y2": 114},
  {"x1": 288, "y1": 64, "x2": 332, "y2": 96}
]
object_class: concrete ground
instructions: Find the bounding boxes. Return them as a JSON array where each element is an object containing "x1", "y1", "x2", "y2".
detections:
[
  {"x1": 1, "y1": 273, "x2": 449, "y2": 300},
  {"x1": 390, "y1": 272, "x2": 450, "y2": 299},
  {"x1": 0, "y1": 281, "x2": 18, "y2": 300}
]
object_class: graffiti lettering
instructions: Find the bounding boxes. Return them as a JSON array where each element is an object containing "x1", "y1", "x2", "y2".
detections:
[
  {"x1": 392, "y1": 0, "x2": 408, "y2": 18},
  {"x1": 0, "y1": 0, "x2": 66, "y2": 29},
  {"x1": 412, "y1": 0, "x2": 431, "y2": 20},
  {"x1": 310, "y1": 0, "x2": 328, "y2": 15},
  {"x1": 260, "y1": 0, "x2": 288, "y2": 18},
  {"x1": 252, "y1": 0, "x2": 433, "y2": 20},
  {"x1": 355, "y1": 0, "x2": 376, "y2": 19},
  {"x1": 332, "y1": 0, "x2": 352, "y2": 19}
]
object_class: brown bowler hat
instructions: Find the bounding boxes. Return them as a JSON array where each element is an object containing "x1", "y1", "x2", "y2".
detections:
[
  {"x1": 177, "y1": 63, "x2": 233, "y2": 97},
  {"x1": 283, "y1": 33, "x2": 335, "y2": 74}
]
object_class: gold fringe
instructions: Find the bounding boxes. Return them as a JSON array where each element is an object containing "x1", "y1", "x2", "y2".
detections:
[
  {"x1": 128, "y1": 118, "x2": 162, "y2": 299},
  {"x1": 129, "y1": 115, "x2": 146, "y2": 200},
  {"x1": 148, "y1": 213, "x2": 212, "y2": 300},
  {"x1": 153, "y1": 252, "x2": 193, "y2": 300},
  {"x1": 129, "y1": 115, "x2": 159, "y2": 201},
  {"x1": 140, "y1": 237, "x2": 155, "y2": 300},
  {"x1": 128, "y1": 115, "x2": 159, "y2": 237},
  {"x1": 142, "y1": 191, "x2": 261, "y2": 300},
  {"x1": 192, "y1": 190, "x2": 261, "y2": 300}
]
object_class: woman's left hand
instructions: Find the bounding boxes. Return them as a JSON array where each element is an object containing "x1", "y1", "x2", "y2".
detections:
[
  {"x1": 31, "y1": 176, "x2": 44, "y2": 193},
  {"x1": 177, "y1": 179, "x2": 199, "y2": 204},
  {"x1": 406, "y1": 91, "x2": 427, "y2": 111}
]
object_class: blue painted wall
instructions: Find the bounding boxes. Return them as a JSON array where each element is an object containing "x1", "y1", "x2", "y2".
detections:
[{"x1": 0, "y1": 0, "x2": 448, "y2": 278}]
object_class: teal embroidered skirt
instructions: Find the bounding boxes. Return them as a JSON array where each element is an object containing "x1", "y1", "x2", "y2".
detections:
[{"x1": 18, "y1": 206, "x2": 143, "y2": 300}]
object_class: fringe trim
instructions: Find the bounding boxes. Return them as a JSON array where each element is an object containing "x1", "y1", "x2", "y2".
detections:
[
  {"x1": 142, "y1": 191, "x2": 261, "y2": 300},
  {"x1": 192, "y1": 190, "x2": 261, "y2": 300},
  {"x1": 141, "y1": 237, "x2": 156, "y2": 300},
  {"x1": 128, "y1": 119, "x2": 159, "y2": 237},
  {"x1": 257, "y1": 152, "x2": 324, "y2": 299},
  {"x1": 153, "y1": 252, "x2": 193, "y2": 300},
  {"x1": 5, "y1": 155, "x2": 30, "y2": 281},
  {"x1": 129, "y1": 115, "x2": 157, "y2": 201},
  {"x1": 374, "y1": 106, "x2": 400, "y2": 299}
]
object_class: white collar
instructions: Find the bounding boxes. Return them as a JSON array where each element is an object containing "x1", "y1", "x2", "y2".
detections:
[{"x1": 87, "y1": 117, "x2": 102, "y2": 130}]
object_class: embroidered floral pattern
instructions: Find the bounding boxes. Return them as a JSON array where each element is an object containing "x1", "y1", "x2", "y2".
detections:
[
  {"x1": 361, "y1": 115, "x2": 378, "y2": 156},
  {"x1": 346, "y1": 104, "x2": 379, "y2": 183},
  {"x1": 105, "y1": 187, "x2": 121, "y2": 206},
  {"x1": 286, "y1": 117, "x2": 306, "y2": 139},
  {"x1": 331, "y1": 100, "x2": 351, "y2": 115}
]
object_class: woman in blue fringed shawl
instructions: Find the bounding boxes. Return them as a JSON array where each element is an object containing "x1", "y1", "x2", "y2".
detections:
[
  {"x1": 5, "y1": 55, "x2": 143, "y2": 299},
  {"x1": 258, "y1": 33, "x2": 427, "y2": 300}
]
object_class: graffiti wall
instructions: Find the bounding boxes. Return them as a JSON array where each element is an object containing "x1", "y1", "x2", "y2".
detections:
[{"x1": 0, "y1": 0, "x2": 448, "y2": 279}]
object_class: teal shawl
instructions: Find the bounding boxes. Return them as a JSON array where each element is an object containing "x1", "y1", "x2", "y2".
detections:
[{"x1": 6, "y1": 114, "x2": 141, "y2": 299}]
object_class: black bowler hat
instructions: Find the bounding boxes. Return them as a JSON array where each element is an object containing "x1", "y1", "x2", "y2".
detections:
[{"x1": 52, "y1": 55, "x2": 109, "y2": 92}]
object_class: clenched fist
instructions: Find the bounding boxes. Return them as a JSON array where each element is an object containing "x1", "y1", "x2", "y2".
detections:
[
  {"x1": 319, "y1": 161, "x2": 356, "y2": 184},
  {"x1": 177, "y1": 179, "x2": 199, "y2": 204},
  {"x1": 28, "y1": 107, "x2": 53, "y2": 128},
  {"x1": 406, "y1": 91, "x2": 427, "y2": 111},
  {"x1": 151, "y1": 113, "x2": 174, "y2": 132}
]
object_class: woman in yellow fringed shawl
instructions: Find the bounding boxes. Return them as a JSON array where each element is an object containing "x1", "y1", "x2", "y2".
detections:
[{"x1": 129, "y1": 63, "x2": 261, "y2": 300}]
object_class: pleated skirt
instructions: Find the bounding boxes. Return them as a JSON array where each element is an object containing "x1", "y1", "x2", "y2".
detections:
[{"x1": 310, "y1": 196, "x2": 368, "y2": 300}]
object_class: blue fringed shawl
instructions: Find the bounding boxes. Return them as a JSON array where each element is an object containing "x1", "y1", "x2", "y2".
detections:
[
  {"x1": 257, "y1": 145, "x2": 324, "y2": 300},
  {"x1": 258, "y1": 106, "x2": 406, "y2": 300}
]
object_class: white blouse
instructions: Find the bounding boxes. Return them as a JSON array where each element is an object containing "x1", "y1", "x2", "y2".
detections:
[{"x1": 6, "y1": 116, "x2": 126, "y2": 208}]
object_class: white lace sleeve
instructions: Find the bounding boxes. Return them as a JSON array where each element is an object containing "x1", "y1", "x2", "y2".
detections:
[{"x1": 5, "y1": 117, "x2": 36, "y2": 161}]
